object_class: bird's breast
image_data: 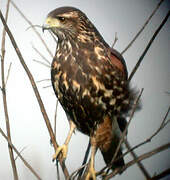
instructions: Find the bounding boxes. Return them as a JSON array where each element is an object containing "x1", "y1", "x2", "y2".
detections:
[{"x1": 51, "y1": 43, "x2": 131, "y2": 135}]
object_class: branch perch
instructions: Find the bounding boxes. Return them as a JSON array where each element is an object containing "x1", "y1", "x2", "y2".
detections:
[
  {"x1": 105, "y1": 143, "x2": 170, "y2": 179},
  {"x1": 110, "y1": 88, "x2": 144, "y2": 168},
  {"x1": 10, "y1": 0, "x2": 53, "y2": 58},
  {"x1": 121, "y1": 0, "x2": 165, "y2": 54},
  {"x1": 0, "y1": 10, "x2": 69, "y2": 179},
  {"x1": 128, "y1": 10, "x2": 170, "y2": 82},
  {"x1": 0, "y1": 127, "x2": 42, "y2": 180},
  {"x1": 0, "y1": 1, "x2": 18, "y2": 179}
]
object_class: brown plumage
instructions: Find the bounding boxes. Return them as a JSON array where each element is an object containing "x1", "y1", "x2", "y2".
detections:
[{"x1": 43, "y1": 6, "x2": 137, "y2": 178}]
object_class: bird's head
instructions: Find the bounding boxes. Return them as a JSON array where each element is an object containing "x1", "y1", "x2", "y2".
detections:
[{"x1": 43, "y1": 6, "x2": 100, "y2": 42}]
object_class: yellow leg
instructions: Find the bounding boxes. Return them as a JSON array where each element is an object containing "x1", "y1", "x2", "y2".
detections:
[
  {"x1": 85, "y1": 137, "x2": 97, "y2": 180},
  {"x1": 53, "y1": 120, "x2": 76, "y2": 161}
]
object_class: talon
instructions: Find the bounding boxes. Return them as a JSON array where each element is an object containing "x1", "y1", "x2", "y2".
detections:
[
  {"x1": 85, "y1": 166, "x2": 96, "y2": 180},
  {"x1": 52, "y1": 144, "x2": 68, "y2": 161}
]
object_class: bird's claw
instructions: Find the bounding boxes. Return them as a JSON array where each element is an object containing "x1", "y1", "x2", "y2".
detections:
[
  {"x1": 52, "y1": 144, "x2": 68, "y2": 162},
  {"x1": 85, "y1": 166, "x2": 96, "y2": 180}
]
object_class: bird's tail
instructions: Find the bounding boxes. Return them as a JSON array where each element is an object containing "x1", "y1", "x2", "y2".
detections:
[
  {"x1": 99, "y1": 116, "x2": 125, "y2": 170},
  {"x1": 100, "y1": 135, "x2": 124, "y2": 170}
]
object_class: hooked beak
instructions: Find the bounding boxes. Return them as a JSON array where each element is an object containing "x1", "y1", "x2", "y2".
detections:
[
  {"x1": 42, "y1": 16, "x2": 52, "y2": 33},
  {"x1": 42, "y1": 16, "x2": 60, "y2": 33}
]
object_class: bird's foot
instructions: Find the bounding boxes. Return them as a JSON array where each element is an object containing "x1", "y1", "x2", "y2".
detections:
[
  {"x1": 52, "y1": 144, "x2": 68, "y2": 162},
  {"x1": 85, "y1": 165, "x2": 96, "y2": 180}
]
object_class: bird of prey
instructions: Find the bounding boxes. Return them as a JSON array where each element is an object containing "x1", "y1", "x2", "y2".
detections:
[{"x1": 43, "y1": 7, "x2": 137, "y2": 179}]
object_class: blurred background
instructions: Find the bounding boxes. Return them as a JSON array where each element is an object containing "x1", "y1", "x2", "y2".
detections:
[{"x1": 0, "y1": 0, "x2": 170, "y2": 179}]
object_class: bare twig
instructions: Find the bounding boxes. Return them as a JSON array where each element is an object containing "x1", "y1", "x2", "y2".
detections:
[
  {"x1": 26, "y1": 24, "x2": 42, "y2": 31},
  {"x1": 10, "y1": 0, "x2": 53, "y2": 58},
  {"x1": 54, "y1": 100, "x2": 58, "y2": 138},
  {"x1": 70, "y1": 163, "x2": 87, "y2": 180},
  {"x1": 0, "y1": 10, "x2": 69, "y2": 179},
  {"x1": 122, "y1": 107, "x2": 170, "y2": 159},
  {"x1": 121, "y1": 0, "x2": 165, "y2": 54},
  {"x1": 36, "y1": 79, "x2": 51, "y2": 83},
  {"x1": 0, "y1": 1, "x2": 19, "y2": 179},
  {"x1": 49, "y1": 30, "x2": 58, "y2": 43},
  {"x1": 111, "y1": 32, "x2": 118, "y2": 48},
  {"x1": 77, "y1": 140, "x2": 91, "y2": 180},
  {"x1": 33, "y1": 59, "x2": 50, "y2": 68},
  {"x1": 122, "y1": 107, "x2": 170, "y2": 179},
  {"x1": 43, "y1": 85, "x2": 52, "y2": 89},
  {"x1": 5, "y1": 62, "x2": 12, "y2": 86},
  {"x1": 55, "y1": 162, "x2": 60, "y2": 180},
  {"x1": 124, "y1": 140, "x2": 151, "y2": 179},
  {"x1": 148, "y1": 106, "x2": 170, "y2": 137},
  {"x1": 105, "y1": 106, "x2": 170, "y2": 179},
  {"x1": 32, "y1": 44, "x2": 50, "y2": 65},
  {"x1": 0, "y1": 127, "x2": 42, "y2": 180},
  {"x1": 110, "y1": 88, "x2": 144, "y2": 168},
  {"x1": 14, "y1": 146, "x2": 28, "y2": 161},
  {"x1": 128, "y1": 10, "x2": 170, "y2": 82},
  {"x1": 105, "y1": 143, "x2": 170, "y2": 179},
  {"x1": 163, "y1": 119, "x2": 170, "y2": 128},
  {"x1": 98, "y1": 88, "x2": 144, "y2": 176}
]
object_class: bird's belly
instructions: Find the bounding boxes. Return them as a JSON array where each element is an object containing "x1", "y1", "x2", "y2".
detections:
[
  {"x1": 56, "y1": 84, "x2": 107, "y2": 135},
  {"x1": 52, "y1": 78, "x2": 121, "y2": 135}
]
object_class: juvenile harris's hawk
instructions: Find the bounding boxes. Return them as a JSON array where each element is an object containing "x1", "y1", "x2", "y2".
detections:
[{"x1": 43, "y1": 7, "x2": 137, "y2": 179}]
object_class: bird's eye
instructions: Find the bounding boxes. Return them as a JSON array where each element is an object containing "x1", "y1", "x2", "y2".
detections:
[{"x1": 57, "y1": 16, "x2": 65, "y2": 22}]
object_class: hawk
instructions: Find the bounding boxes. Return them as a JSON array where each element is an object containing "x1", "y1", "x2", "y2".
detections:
[{"x1": 43, "y1": 7, "x2": 136, "y2": 179}]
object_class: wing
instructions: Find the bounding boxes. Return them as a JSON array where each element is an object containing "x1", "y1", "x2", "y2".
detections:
[{"x1": 109, "y1": 48, "x2": 128, "y2": 80}]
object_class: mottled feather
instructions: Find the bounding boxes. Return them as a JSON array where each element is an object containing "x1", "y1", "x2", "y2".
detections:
[{"x1": 44, "y1": 6, "x2": 138, "y2": 170}]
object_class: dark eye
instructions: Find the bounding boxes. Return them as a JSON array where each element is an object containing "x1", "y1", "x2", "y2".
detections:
[{"x1": 57, "y1": 16, "x2": 65, "y2": 22}]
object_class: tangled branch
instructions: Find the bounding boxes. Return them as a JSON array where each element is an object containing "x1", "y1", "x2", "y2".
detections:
[{"x1": 0, "y1": 9, "x2": 69, "y2": 179}]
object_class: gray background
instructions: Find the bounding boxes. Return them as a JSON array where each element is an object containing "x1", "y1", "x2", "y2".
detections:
[{"x1": 0, "y1": 0, "x2": 170, "y2": 179}]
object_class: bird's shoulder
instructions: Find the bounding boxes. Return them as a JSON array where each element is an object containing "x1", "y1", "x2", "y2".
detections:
[{"x1": 108, "y1": 48, "x2": 128, "y2": 80}]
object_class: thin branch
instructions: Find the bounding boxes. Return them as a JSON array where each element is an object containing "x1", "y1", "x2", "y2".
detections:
[
  {"x1": 149, "y1": 106, "x2": 170, "y2": 138},
  {"x1": 113, "y1": 106, "x2": 170, "y2": 166},
  {"x1": 121, "y1": 107, "x2": 170, "y2": 179},
  {"x1": 70, "y1": 164, "x2": 88, "y2": 180},
  {"x1": 49, "y1": 30, "x2": 58, "y2": 44},
  {"x1": 163, "y1": 119, "x2": 170, "y2": 128},
  {"x1": 124, "y1": 140, "x2": 151, "y2": 179},
  {"x1": 0, "y1": 127, "x2": 42, "y2": 180},
  {"x1": 111, "y1": 32, "x2": 118, "y2": 48},
  {"x1": 121, "y1": 0, "x2": 165, "y2": 54},
  {"x1": 110, "y1": 88, "x2": 144, "y2": 169},
  {"x1": 14, "y1": 146, "x2": 27, "y2": 161},
  {"x1": 98, "y1": 88, "x2": 144, "y2": 176},
  {"x1": 56, "y1": 162, "x2": 60, "y2": 180},
  {"x1": 105, "y1": 143, "x2": 170, "y2": 179},
  {"x1": 10, "y1": 0, "x2": 53, "y2": 58},
  {"x1": 33, "y1": 59, "x2": 50, "y2": 68},
  {"x1": 36, "y1": 79, "x2": 51, "y2": 83},
  {"x1": 77, "y1": 140, "x2": 91, "y2": 180},
  {"x1": 43, "y1": 85, "x2": 52, "y2": 89},
  {"x1": 54, "y1": 100, "x2": 58, "y2": 138},
  {"x1": 0, "y1": 1, "x2": 19, "y2": 179},
  {"x1": 32, "y1": 43, "x2": 50, "y2": 65},
  {"x1": 128, "y1": 10, "x2": 170, "y2": 82},
  {"x1": 26, "y1": 24, "x2": 42, "y2": 31},
  {"x1": 5, "y1": 62, "x2": 12, "y2": 86},
  {"x1": 0, "y1": 10, "x2": 69, "y2": 179},
  {"x1": 54, "y1": 100, "x2": 59, "y2": 179}
]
